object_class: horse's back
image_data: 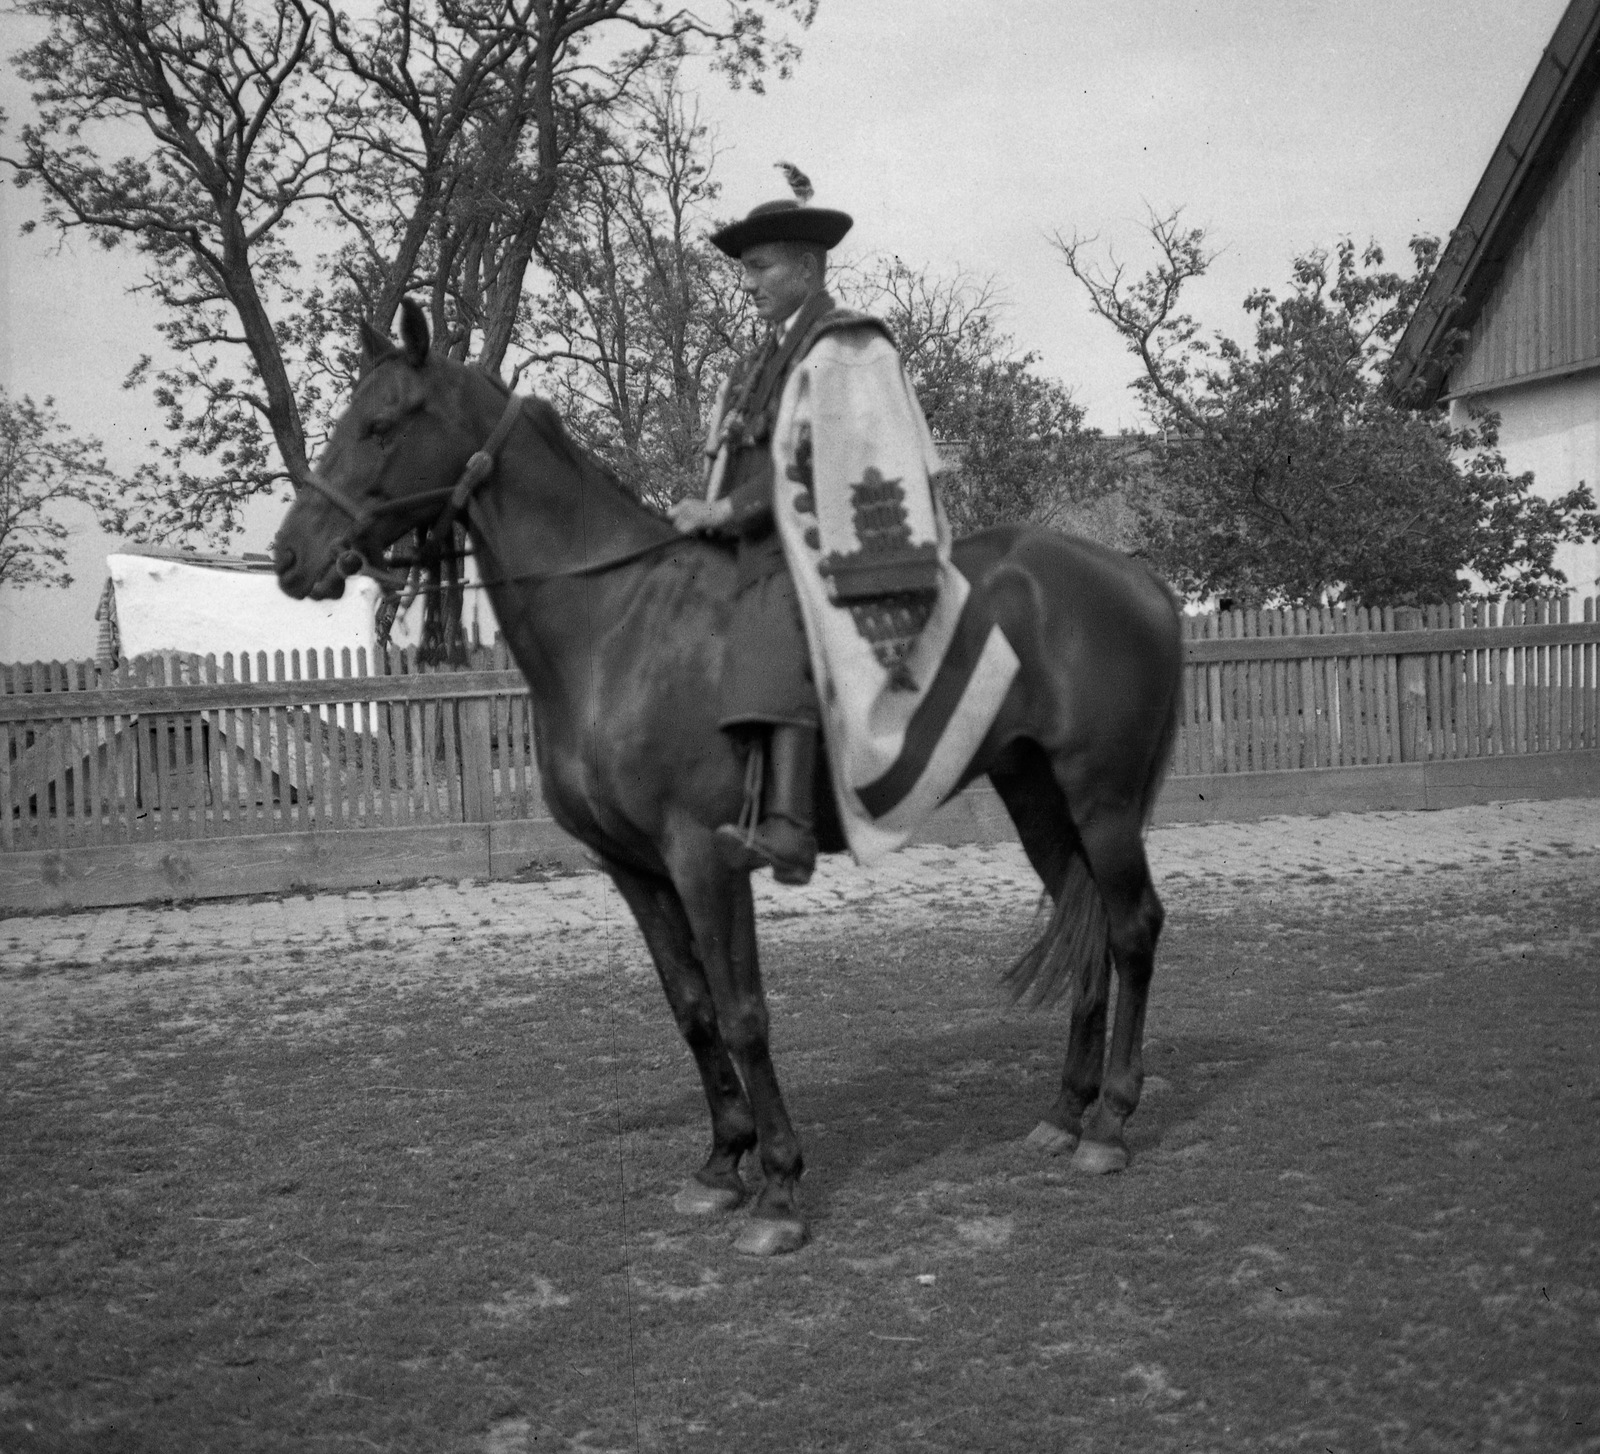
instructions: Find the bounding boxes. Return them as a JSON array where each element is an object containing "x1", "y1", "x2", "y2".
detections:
[{"x1": 954, "y1": 523, "x2": 1182, "y2": 793}]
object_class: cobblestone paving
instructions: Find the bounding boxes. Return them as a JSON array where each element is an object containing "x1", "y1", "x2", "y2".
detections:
[{"x1": 4, "y1": 799, "x2": 1596, "y2": 979}]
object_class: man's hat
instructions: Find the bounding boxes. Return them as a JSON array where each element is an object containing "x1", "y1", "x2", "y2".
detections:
[{"x1": 709, "y1": 162, "x2": 853, "y2": 258}]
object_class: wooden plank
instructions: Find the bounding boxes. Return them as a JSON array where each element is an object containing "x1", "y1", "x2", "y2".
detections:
[
  {"x1": 1, "y1": 822, "x2": 498, "y2": 911},
  {"x1": 416, "y1": 697, "x2": 439, "y2": 822},
  {"x1": 352, "y1": 649, "x2": 372, "y2": 828},
  {"x1": 217, "y1": 654, "x2": 239, "y2": 835},
  {"x1": 1495, "y1": 601, "x2": 1511, "y2": 757},
  {"x1": 1422, "y1": 747, "x2": 1600, "y2": 808},
  {"x1": 202, "y1": 655, "x2": 223, "y2": 837},
  {"x1": 1433, "y1": 606, "x2": 1450, "y2": 760},
  {"x1": 1336, "y1": 612, "x2": 1358, "y2": 767},
  {"x1": 1377, "y1": 606, "x2": 1397, "y2": 764},
  {"x1": 1225, "y1": 610, "x2": 1243, "y2": 773},
  {"x1": 1203, "y1": 612, "x2": 1222, "y2": 775},
  {"x1": 1559, "y1": 597, "x2": 1573, "y2": 751},
  {"x1": 323, "y1": 648, "x2": 345, "y2": 830},
  {"x1": 110, "y1": 662, "x2": 133, "y2": 844},
  {"x1": 81, "y1": 667, "x2": 103, "y2": 848},
  {"x1": 131, "y1": 661, "x2": 155, "y2": 843},
  {"x1": 487, "y1": 818, "x2": 590, "y2": 877},
  {"x1": 1173, "y1": 621, "x2": 1600, "y2": 664},
  {"x1": 42, "y1": 664, "x2": 64, "y2": 848},
  {"x1": 175, "y1": 656, "x2": 199, "y2": 840},
  {"x1": 298, "y1": 650, "x2": 323, "y2": 830},
  {"x1": 440, "y1": 692, "x2": 464, "y2": 822},
  {"x1": 0, "y1": 678, "x2": 13, "y2": 854},
  {"x1": 397, "y1": 697, "x2": 419, "y2": 825},
  {"x1": 0, "y1": 668, "x2": 534, "y2": 723},
  {"x1": 269, "y1": 651, "x2": 292, "y2": 832},
  {"x1": 1271, "y1": 610, "x2": 1291, "y2": 771},
  {"x1": 235, "y1": 653, "x2": 259, "y2": 833},
  {"x1": 1512, "y1": 601, "x2": 1528, "y2": 754},
  {"x1": 459, "y1": 696, "x2": 493, "y2": 823},
  {"x1": 1154, "y1": 762, "x2": 1429, "y2": 822},
  {"x1": 375, "y1": 692, "x2": 396, "y2": 828},
  {"x1": 1586, "y1": 597, "x2": 1597, "y2": 749},
  {"x1": 1295, "y1": 607, "x2": 1317, "y2": 769}
]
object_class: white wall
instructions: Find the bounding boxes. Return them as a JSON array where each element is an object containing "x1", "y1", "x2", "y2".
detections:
[
  {"x1": 1450, "y1": 368, "x2": 1600, "y2": 601},
  {"x1": 109, "y1": 554, "x2": 389, "y2": 666}
]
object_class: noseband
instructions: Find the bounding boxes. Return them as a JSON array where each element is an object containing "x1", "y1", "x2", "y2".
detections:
[{"x1": 296, "y1": 387, "x2": 527, "y2": 575}]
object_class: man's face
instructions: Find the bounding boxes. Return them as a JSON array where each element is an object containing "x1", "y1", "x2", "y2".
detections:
[{"x1": 739, "y1": 243, "x2": 818, "y2": 324}]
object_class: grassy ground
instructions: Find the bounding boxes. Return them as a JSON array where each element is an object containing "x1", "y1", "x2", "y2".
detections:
[{"x1": 3, "y1": 856, "x2": 1598, "y2": 1453}]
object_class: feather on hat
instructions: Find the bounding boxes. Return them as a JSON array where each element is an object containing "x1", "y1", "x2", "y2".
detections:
[{"x1": 709, "y1": 162, "x2": 852, "y2": 258}]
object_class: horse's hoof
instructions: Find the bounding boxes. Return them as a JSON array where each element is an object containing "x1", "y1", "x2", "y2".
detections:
[
  {"x1": 734, "y1": 1217, "x2": 807, "y2": 1257},
  {"x1": 1071, "y1": 1139, "x2": 1129, "y2": 1175},
  {"x1": 672, "y1": 1179, "x2": 744, "y2": 1216},
  {"x1": 1024, "y1": 1120, "x2": 1079, "y2": 1156}
]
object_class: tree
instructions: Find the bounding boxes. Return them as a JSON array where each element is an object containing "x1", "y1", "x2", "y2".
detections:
[
  {"x1": 1055, "y1": 211, "x2": 1599, "y2": 606},
  {"x1": 854, "y1": 258, "x2": 1123, "y2": 537},
  {"x1": 3, "y1": 0, "x2": 814, "y2": 540},
  {"x1": 529, "y1": 66, "x2": 760, "y2": 507},
  {"x1": 0, "y1": 389, "x2": 120, "y2": 589}
]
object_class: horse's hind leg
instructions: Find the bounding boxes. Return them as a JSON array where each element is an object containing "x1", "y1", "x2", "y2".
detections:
[
  {"x1": 990, "y1": 750, "x2": 1111, "y2": 1157},
  {"x1": 602, "y1": 856, "x2": 756, "y2": 1212},
  {"x1": 1070, "y1": 804, "x2": 1165, "y2": 1174}
]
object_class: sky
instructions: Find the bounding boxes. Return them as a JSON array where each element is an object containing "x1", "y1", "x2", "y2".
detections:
[{"x1": 0, "y1": 0, "x2": 1575, "y2": 658}]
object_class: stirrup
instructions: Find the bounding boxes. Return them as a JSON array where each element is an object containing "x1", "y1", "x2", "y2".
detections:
[{"x1": 715, "y1": 739, "x2": 766, "y2": 870}]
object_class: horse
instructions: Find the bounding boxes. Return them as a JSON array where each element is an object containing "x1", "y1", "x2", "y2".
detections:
[{"x1": 273, "y1": 300, "x2": 1184, "y2": 1257}]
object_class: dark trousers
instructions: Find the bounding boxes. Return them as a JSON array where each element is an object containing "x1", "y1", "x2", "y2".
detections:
[{"x1": 718, "y1": 546, "x2": 819, "y2": 731}]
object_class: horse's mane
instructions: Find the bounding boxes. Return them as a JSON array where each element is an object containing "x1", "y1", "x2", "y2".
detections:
[{"x1": 476, "y1": 369, "x2": 671, "y2": 526}]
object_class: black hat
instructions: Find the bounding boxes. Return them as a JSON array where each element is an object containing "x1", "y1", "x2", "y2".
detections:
[{"x1": 709, "y1": 198, "x2": 854, "y2": 259}]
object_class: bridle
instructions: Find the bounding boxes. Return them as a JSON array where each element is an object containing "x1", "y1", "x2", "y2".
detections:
[
  {"x1": 295, "y1": 387, "x2": 527, "y2": 577},
  {"x1": 294, "y1": 382, "x2": 689, "y2": 592}
]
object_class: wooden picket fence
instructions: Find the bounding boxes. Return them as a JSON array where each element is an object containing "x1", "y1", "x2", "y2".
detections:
[
  {"x1": 1173, "y1": 597, "x2": 1600, "y2": 774},
  {"x1": 2, "y1": 599, "x2": 1598, "y2": 904},
  {"x1": 0, "y1": 642, "x2": 543, "y2": 853}
]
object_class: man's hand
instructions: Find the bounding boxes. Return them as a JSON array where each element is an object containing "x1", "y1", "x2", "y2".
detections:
[{"x1": 669, "y1": 497, "x2": 733, "y2": 535}]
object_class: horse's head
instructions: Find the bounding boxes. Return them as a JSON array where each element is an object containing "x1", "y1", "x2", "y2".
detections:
[{"x1": 274, "y1": 300, "x2": 488, "y2": 600}]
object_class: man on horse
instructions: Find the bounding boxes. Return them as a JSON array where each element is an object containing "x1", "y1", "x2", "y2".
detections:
[{"x1": 669, "y1": 181, "x2": 899, "y2": 888}]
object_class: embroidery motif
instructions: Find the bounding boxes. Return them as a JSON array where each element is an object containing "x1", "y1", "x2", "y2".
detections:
[{"x1": 813, "y1": 465, "x2": 938, "y2": 693}]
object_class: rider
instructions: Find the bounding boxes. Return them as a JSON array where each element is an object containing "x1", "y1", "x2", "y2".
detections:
[{"x1": 668, "y1": 191, "x2": 863, "y2": 887}]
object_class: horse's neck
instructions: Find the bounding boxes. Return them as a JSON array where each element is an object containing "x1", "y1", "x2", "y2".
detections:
[{"x1": 464, "y1": 413, "x2": 673, "y2": 713}]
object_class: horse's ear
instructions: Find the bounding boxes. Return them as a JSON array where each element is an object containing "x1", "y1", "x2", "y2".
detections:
[
  {"x1": 399, "y1": 298, "x2": 430, "y2": 368},
  {"x1": 358, "y1": 318, "x2": 396, "y2": 376}
]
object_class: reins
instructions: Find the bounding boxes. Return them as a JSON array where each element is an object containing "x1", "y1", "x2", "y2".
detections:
[{"x1": 300, "y1": 384, "x2": 692, "y2": 591}]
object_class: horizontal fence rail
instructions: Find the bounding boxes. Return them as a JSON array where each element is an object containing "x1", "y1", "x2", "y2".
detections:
[{"x1": 4, "y1": 597, "x2": 1598, "y2": 857}]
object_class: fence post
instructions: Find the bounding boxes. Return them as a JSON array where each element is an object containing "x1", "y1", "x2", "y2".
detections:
[
  {"x1": 1394, "y1": 605, "x2": 1427, "y2": 761},
  {"x1": 458, "y1": 695, "x2": 495, "y2": 824}
]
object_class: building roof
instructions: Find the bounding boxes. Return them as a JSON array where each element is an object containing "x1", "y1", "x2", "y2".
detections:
[
  {"x1": 120, "y1": 547, "x2": 277, "y2": 573},
  {"x1": 1389, "y1": 0, "x2": 1600, "y2": 405}
]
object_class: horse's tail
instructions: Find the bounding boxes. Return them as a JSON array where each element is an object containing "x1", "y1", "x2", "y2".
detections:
[
  {"x1": 1001, "y1": 852, "x2": 1111, "y2": 1012},
  {"x1": 1002, "y1": 659, "x2": 1182, "y2": 1014}
]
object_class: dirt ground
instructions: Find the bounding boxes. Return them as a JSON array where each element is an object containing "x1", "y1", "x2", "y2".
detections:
[{"x1": 3, "y1": 799, "x2": 1599, "y2": 1452}]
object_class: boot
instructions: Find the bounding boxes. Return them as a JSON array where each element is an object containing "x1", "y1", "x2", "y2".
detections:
[{"x1": 716, "y1": 725, "x2": 818, "y2": 886}]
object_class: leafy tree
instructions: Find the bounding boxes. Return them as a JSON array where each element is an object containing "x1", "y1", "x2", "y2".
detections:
[
  {"x1": 0, "y1": 389, "x2": 119, "y2": 589},
  {"x1": 854, "y1": 259, "x2": 1123, "y2": 537},
  {"x1": 530, "y1": 67, "x2": 760, "y2": 507},
  {"x1": 1055, "y1": 210, "x2": 1600, "y2": 606},
  {"x1": 2, "y1": 0, "x2": 814, "y2": 540}
]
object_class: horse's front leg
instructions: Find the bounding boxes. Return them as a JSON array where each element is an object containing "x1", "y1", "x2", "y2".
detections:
[
  {"x1": 668, "y1": 837, "x2": 806, "y2": 1257},
  {"x1": 601, "y1": 855, "x2": 756, "y2": 1212}
]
